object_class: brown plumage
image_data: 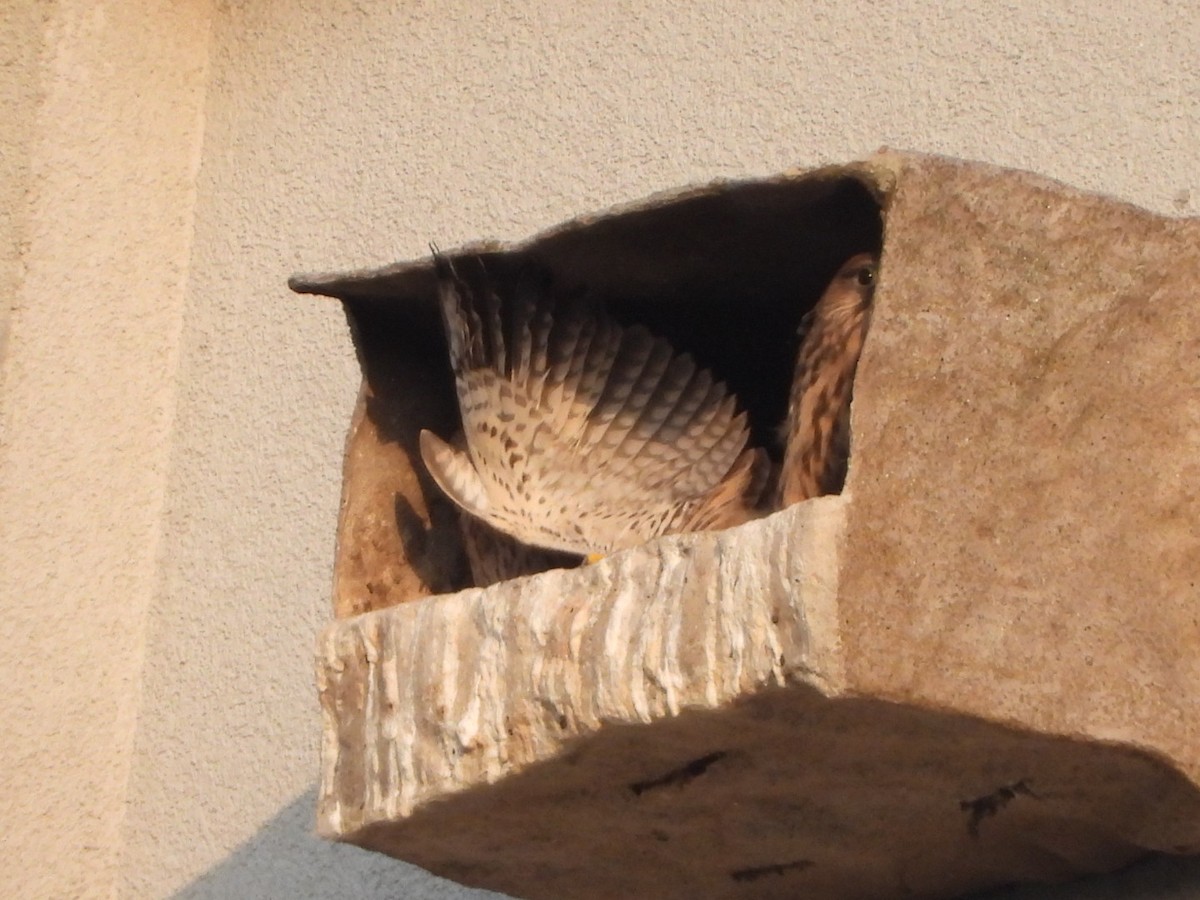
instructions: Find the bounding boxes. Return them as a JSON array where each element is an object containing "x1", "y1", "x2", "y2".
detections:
[
  {"x1": 420, "y1": 254, "x2": 768, "y2": 585},
  {"x1": 778, "y1": 252, "x2": 878, "y2": 506}
]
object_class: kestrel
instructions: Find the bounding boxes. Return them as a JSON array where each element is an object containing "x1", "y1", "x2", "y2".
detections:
[
  {"x1": 777, "y1": 252, "x2": 878, "y2": 506},
  {"x1": 419, "y1": 253, "x2": 767, "y2": 584}
]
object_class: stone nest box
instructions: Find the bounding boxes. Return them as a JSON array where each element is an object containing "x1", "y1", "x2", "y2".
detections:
[{"x1": 290, "y1": 152, "x2": 1200, "y2": 900}]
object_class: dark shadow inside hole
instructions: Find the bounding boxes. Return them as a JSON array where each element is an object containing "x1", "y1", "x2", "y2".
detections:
[
  {"x1": 564, "y1": 177, "x2": 883, "y2": 453},
  {"x1": 337, "y1": 173, "x2": 882, "y2": 458}
]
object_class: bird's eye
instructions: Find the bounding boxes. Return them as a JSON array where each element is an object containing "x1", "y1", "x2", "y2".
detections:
[{"x1": 855, "y1": 265, "x2": 876, "y2": 287}]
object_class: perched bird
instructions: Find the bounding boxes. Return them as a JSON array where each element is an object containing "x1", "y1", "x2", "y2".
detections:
[
  {"x1": 778, "y1": 252, "x2": 879, "y2": 505},
  {"x1": 419, "y1": 253, "x2": 767, "y2": 585}
]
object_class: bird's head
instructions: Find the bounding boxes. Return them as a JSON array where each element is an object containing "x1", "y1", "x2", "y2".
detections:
[{"x1": 816, "y1": 252, "x2": 878, "y2": 328}]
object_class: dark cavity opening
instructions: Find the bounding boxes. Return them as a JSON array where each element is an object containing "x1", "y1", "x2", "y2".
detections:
[
  {"x1": 300, "y1": 171, "x2": 883, "y2": 457},
  {"x1": 291, "y1": 168, "x2": 885, "y2": 604}
]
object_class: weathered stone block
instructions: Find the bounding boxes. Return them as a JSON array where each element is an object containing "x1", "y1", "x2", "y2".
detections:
[{"x1": 296, "y1": 153, "x2": 1200, "y2": 899}]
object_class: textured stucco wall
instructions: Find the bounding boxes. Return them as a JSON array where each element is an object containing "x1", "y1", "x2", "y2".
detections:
[
  {"x1": 2, "y1": 1, "x2": 1197, "y2": 899},
  {"x1": 0, "y1": 1, "x2": 213, "y2": 897},
  {"x1": 0, "y1": 2, "x2": 41, "y2": 373}
]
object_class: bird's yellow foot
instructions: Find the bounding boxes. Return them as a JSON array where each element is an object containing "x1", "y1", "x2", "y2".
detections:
[{"x1": 584, "y1": 552, "x2": 606, "y2": 565}]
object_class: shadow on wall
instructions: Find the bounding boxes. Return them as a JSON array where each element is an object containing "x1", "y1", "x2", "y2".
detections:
[
  {"x1": 171, "y1": 786, "x2": 510, "y2": 900},
  {"x1": 970, "y1": 854, "x2": 1200, "y2": 900}
]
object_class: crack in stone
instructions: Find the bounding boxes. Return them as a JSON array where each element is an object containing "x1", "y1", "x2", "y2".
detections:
[
  {"x1": 629, "y1": 750, "x2": 727, "y2": 796},
  {"x1": 730, "y1": 859, "x2": 814, "y2": 882},
  {"x1": 960, "y1": 779, "x2": 1039, "y2": 838}
]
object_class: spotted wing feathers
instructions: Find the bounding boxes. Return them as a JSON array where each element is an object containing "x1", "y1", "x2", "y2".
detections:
[{"x1": 421, "y1": 255, "x2": 762, "y2": 556}]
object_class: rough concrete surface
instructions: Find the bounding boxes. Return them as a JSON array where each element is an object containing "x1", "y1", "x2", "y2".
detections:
[{"x1": 316, "y1": 156, "x2": 1199, "y2": 899}]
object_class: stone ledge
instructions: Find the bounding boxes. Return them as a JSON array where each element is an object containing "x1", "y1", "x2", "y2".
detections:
[
  {"x1": 318, "y1": 498, "x2": 845, "y2": 836},
  {"x1": 316, "y1": 499, "x2": 1200, "y2": 899}
]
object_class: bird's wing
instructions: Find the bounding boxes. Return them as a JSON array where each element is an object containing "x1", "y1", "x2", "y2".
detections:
[
  {"x1": 543, "y1": 315, "x2": 751, "y2": 505},
  {"x1": 424, "y1": 255, "x2": 758, "y2": 556},
  {"x1": 680, "y1": 446, "x2": 771, "y2": 532}
]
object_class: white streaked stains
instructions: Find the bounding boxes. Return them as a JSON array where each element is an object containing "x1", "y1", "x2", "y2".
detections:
[{"x1": 316, "y1": 496, "x2": 845, "y2": 830}]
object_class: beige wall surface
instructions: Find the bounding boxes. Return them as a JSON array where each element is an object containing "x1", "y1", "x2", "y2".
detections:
[
  {"x1": 0, "y1": 1, "x2": 211, "y2": 897},
  {"x1": 2, "y1": 1, "x2": 1197, "y2": 898},
  {"x1": 0, "y1": 1, "x2": 41, "y2": 373}
]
